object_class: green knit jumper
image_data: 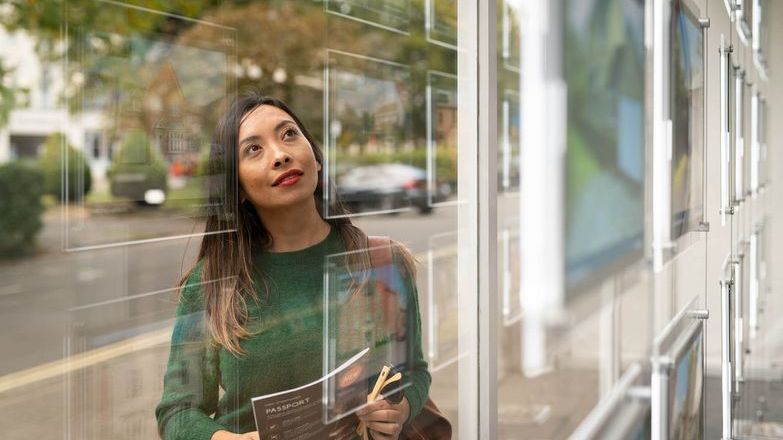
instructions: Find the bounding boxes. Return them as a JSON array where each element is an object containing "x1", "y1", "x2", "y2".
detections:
[{"x1": 155, "y1": 227, "x2": 431, "y2": 440}]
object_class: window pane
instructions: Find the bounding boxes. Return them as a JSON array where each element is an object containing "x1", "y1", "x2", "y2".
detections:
[{"x1": 0, "y1": 0, "x2": 477, "y2": 438}]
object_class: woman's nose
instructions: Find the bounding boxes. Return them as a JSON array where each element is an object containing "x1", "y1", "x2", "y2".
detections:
[{"x1": 273, "y1": 154, "x2": 291, "y2": 169}]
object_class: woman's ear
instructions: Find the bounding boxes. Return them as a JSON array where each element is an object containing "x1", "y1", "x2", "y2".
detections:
[
  {"x1": 317, "y1": 161, "x2": 322, "y2": 172},
  {"x1": 239, "y1": 187, "x2": 247, "y2": 203}
]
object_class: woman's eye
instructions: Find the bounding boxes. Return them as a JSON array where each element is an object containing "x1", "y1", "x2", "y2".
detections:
[
  {"x1": 283, "y1": 127, "x2": 299, "y2": 140},
  {"x1": 247, "y1": 144, "x2": 261, "y2": 154}
]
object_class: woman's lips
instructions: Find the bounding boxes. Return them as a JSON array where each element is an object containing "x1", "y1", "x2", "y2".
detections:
[
  {"x1": 272, "y1": 169, "x2": 304, "y2": 186},
  {"x1": 276, "y1": 174, "x2": 301, "y2": 187}
]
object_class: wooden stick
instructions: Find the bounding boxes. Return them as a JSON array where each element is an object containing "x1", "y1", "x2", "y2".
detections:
[
  {"x1": 358, "y1": 366, "x2": 392, "y2": 439},
  {"x1": 368, "y1": 366, "x2": 391, "y2": 401}
]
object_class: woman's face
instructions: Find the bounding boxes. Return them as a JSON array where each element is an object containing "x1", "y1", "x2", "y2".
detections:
[{"x1": 237, "y1": 104, "x2": 321, "y2": 211}]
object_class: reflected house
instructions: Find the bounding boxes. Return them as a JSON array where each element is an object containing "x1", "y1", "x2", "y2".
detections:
[
  {"x1": 367, "y1": 100, "x2": 404, "y2": 154},
  {"x1": 336, "y1": 278, "x2": 407, "y2": 362},
  {"x1": 125, "y1": 88, "x2": 145, "y2": 116},
  {"x1": 145, "y1": 62, "x2": 199, "y2": 164},
  {"x1": 0, "y1": 29, "x2": 110, "y2": 178},
  {"x1": 435, "y1": 97, "x2": 457, "y2": 147},
  {"x1": 154, "y1": 116, "x2": 188, "y2": 155},
  {"x1": 435, "y1": 93, "x2": 457, "y2": 175}
]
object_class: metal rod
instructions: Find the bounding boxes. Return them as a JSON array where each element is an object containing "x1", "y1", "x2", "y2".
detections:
[
  {"x1": 570, "y1": 363, "x2": 643, "y2": 440},
  {"x1": 477, "y1": 0, "x2": 498, "y2": 437},
  {"x1": 721, "y1": 277, "x2": 733, "y2": 440},
  {"x1": 701, "y1": 17, "x2": 710, "y2": 229},
  {"x1": 733, "y1": 257, "x2": 744, "y2": 384},
  {"x1": 687, "y1": 309, "x2": 710, "y2": 320},
  {"x1": 651, "y1": 357, "x2": 670, "y2": 440},
  {"x1": 720, "y1": 35, "x2": 731, "y2": 224}
]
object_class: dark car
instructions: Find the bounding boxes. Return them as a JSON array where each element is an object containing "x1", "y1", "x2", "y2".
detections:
[
  {"x1": 337, "y1": 164, "x2": 450, "y2": 215},
  {"x1": 109, "y1": 168, "x2": 168, "y2": 206}
]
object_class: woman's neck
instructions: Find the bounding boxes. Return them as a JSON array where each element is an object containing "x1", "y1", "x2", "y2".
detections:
[{"x1": 257, "y1": 199, "x2": 332, "y2": 252}]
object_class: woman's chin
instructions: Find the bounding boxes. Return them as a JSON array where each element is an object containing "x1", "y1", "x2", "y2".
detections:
[{"x1": 256, "y1": 191, "x2": 318, "y2": 212}]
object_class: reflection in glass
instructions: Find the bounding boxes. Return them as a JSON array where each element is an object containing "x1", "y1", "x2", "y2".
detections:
[
  {"x1": 67, "y1": 289, "x2": 177, "y2": 439},
  {"x1": 499, "y1": 220, "x2": 522, "y2": 326},
  {"x1": 724, "y1": 0, "x2": 738, "y2": 17},
  {"x1": 323, "y1": 247, "x2": 413, "y2": 422},
  {"x1": 737, "y1": 0, "x2": 753, "y2": 42},
  {"x1": 497, "y1": 0, "x2": 521, "y2": 194},
  {"x1": 670, "y1": 0, "x2": 705, "y2": 239},
  {"x1": 499, "y1": 90, "x2": 520, "y2": 192},
  {"x1": 325, "y1": 50, "x2": 416, "y2": 217},
  {"x1": 626, "y1": 406, "x2": 653, "y2": 439},
  {"x1": 426, "y1": 0, "x2": 457, "y2": 48},
  {"x1": 719, "y1": 37, "x2": 734, "y2": 221},
  {"x1": 735, "y1": 252, "x2": 748, "y2": 384},
  {"x1": 427, "y1": 71, "x2": 458, "y2": 207},
  {"x1": 0, "y1": 1, "x2": 476, "y2": 439},
  {"x1": 564, "y1": 0, "x2": 646, "y2": 291},
  {"x1": 743, "y1": 80, "x2": 752, "y2": 199},
  {"x1": 750, "y1": 90, "x2": 759, "y2": 194},
  {"x1": 500, "y1": 0, "x2": 521, "y2": 72},
  {"x1": 64, "y1": 1, "x2": 236, "y2": 249},
  {"x1": 571, "y1": 364, "x2": 651, "y2": 439},
  {"x1": 753, "y1": 0, "x2": 770, "y2": 69},
  {"x1": 667, "y1": 329, "x2": 704, "y2": 439},
  {"x1": 727, "y1": 263, "x2": 738, "y2": 388},
  {"x1": 327, "y1": 0, "x2": 411, "y2": 34},
  {"x1": 758, "y1": 96, "x2": 768, "y2": 188},
  {"x1": 734, "y1": 67, "x2": 745, "y2": 203},
  {"x1": 421, "y1": 232, "x2": 461, "y2": 373}
]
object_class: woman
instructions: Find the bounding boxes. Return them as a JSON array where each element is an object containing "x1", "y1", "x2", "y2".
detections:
[{"x1": 155, "y1": 93, "x2": 431, "y2": 440}]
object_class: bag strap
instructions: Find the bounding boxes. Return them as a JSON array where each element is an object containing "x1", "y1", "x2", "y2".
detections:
[
  {"x1": 368, "y1": 236, "x2": 453, "y2": 439},
  {"x1": 367, "y1": 236, "x2": 393, "y2": 268},
  {"x1": 367, "y1": 235, "x2": 395, "y2": 294}
]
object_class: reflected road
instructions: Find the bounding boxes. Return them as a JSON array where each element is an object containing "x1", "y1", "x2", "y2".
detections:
[{"x1": 0, "y1": 203, "x2": 461, "y2": 377}]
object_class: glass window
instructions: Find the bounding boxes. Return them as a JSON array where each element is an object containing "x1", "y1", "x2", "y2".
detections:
[
  {"x1": 1, "y1": 1, "x2": 779, "y2": 438},
  {"x1": 0, "y1": 1, "x2": 477, "y2": 439}
]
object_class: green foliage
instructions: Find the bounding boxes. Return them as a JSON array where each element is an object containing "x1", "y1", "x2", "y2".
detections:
[
  {"x1": 0, "y1": 0, "x2": 219, "y2": 39},
  {"x1": 38, "y1": 133, "x2": 92, "y2": 202},
  {"x1": 196, "y1": 147, "x2": 215, "y2": 177},
  {"x1": 0, "y1": 162, "x2": 45, "y2": 257},
  {"x1": 0, "y1": 60, "x2": 17, "y2": 128},
  {"x1": 109, "y1": 131, "x2": 168, "y2": 201}
]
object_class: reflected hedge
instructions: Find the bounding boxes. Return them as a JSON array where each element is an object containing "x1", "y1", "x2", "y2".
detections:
[
  {"x1": 0, "y1": 162, "x2": 44, "y2": 257},
  {"x1": 38, "y1": 133, "x2": 92, "y2": 202},
  {"x1": 109, "y1": 131, "x2": 168, "y2": 202}
]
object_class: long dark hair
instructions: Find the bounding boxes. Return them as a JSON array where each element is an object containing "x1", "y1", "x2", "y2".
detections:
[{"x1": 180, "y1": 92, "x2": 415, "y2": 355}]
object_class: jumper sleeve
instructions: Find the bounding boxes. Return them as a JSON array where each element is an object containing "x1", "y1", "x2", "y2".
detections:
[
  {"x1": 396, "y1": 255, "x2": 432, "y2": 425},
  {"x1": 155, "y1": 265, "x2": 225, "y2": 440}
]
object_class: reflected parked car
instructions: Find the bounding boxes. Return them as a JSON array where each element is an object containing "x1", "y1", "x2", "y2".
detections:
[
  {"x1": 337, "y1": 164, "x2": 450, "y2": 215},
  {"x1": 110, "y1": 170, "x2": 168, "y2": 206}
]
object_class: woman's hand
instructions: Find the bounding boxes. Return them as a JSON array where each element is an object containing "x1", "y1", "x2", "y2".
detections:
[
  {"x1": 210, "y1": 430, "x2": 259, "y2": 440},
  {"x1": 356, "y1": 396, "x2": 410, "y2": 440}
]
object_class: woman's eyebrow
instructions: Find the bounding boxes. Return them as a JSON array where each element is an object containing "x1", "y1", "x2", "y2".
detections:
[
  {"x1": 274, "y1": 119, "x2": 296, "y2": 132},
  {"x1": 238, "y1": 120, "x2": 296, "y2": 147},
  {"x1": 239, "y1": 135, "x2": 261, "y2": 147}
]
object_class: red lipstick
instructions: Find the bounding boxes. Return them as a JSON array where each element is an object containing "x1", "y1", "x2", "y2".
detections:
[{"x1": 272, "y1": 169, "x2": 304, "y2": 187}]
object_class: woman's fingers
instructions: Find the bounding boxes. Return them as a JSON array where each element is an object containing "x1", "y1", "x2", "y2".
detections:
[
  {"x1": 366, "y1": 420, "x2": 402, "y2": 439},
  {"x1": 369, "y1": 431, "x2": 394, "y2": 440},
  {"x1": 357, "y1": 409, "x2": 403, "y2": 423},
  {"x1": 356, "y1": 399, "x2": 393, "y2": 416},
  {"x1": 355, "y1": 399, "x2": 406, "y2": 439}
]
